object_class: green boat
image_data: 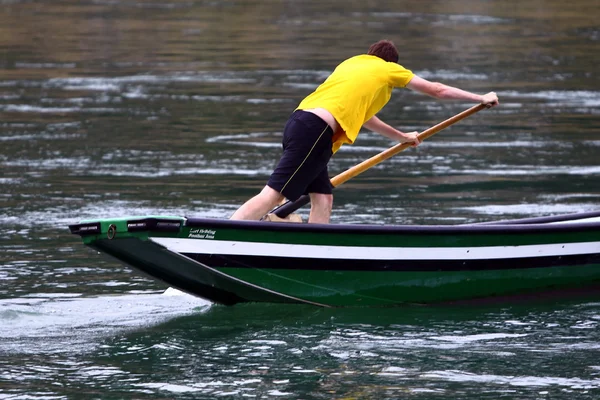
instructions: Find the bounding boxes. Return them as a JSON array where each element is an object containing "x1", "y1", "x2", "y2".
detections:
[{"x1": 68, "y1": 211, "x2": 600, "y2": 307}]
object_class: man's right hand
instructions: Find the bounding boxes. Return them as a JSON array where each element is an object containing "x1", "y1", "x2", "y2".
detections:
[
  {"x1": 481, "y1": 92, "x2": 499, "y2": 108},
  {"x1": 400, "y1": 131, "x2": 421, "y2": 147}
]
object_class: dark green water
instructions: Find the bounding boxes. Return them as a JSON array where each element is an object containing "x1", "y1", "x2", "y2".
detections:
[{"x1": 1, "y1": 1, "x2": 599, "y2": 398}]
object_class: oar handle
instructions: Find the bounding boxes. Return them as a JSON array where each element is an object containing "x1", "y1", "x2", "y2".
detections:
[
  {"x1": 273, "y1": 103, "x2": 487, "y2": 218},
  {"x1": 273, "y1": 194, "x2": 310, "y2": 218}
]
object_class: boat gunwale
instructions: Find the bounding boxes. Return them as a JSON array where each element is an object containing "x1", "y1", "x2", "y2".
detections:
[
  {"x1": 183, "y1": 216, "x2": 600, "y2": 236},
  {"x1": 471, "y1": 210, "x2": 600, "y2": 225},
  {"x1": 68, "y1": 211, "x2": 600, "y2": 238}
]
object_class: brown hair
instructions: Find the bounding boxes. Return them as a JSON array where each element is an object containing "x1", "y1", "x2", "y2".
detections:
[{"x1": 367, "y1": 40, "x2": 399, "y2": 63}]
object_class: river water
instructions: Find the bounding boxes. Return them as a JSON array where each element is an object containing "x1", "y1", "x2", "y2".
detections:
[{"x1": 1, "y1": 1, "x2": 599, "y2": 398}]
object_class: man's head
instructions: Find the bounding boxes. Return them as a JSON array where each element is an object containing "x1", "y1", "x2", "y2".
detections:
[{"x1": 367, "y1": 40, "x2": 399, "y2": 63}]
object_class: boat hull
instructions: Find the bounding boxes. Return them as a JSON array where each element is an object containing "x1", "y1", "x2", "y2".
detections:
[{"x1": 69, "y1": 212, "x2": 600, "y2": 307}]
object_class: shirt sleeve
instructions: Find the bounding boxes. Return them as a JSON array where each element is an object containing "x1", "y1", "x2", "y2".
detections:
[{"x1": 388, "y1": 63, "x2": 414, "y2": 87}]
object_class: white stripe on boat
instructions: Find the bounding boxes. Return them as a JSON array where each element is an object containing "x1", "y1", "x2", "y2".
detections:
[
  {"x1": 552, "y1": 217, "x2": 600, "y2": 224},
  {"x1": 150, "y1": 238, "x2": 600, "y2": 261}
]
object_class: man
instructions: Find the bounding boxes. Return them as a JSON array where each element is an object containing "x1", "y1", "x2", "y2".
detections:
[{"x1": 230, "y1": 40, "x2": 499, "y2": 224}]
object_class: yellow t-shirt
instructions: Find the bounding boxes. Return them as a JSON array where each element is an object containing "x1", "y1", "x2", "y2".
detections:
[{"x1": 297, "y1": 54, "x2": 414, "y2": 153}]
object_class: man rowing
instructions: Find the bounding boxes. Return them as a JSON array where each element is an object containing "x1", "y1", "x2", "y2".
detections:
[{"x1": 231, "y1": 40, "x2": 499, "y2": 223}]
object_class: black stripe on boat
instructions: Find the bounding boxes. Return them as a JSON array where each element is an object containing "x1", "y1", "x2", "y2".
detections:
[
  {"x1": 69, "y1": 222, "x2": 101, "y2": 236},
  {"x1": 126, "y1": 218, "x2": 182, "y2": 232},
  {"x1": 182, "y1": 253, "x2": 600, "y2": 272}
]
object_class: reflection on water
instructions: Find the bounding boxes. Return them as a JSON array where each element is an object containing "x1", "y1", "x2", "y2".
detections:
[{"x1": 1, "y1": 0, "x2": 599, "y2": 398}]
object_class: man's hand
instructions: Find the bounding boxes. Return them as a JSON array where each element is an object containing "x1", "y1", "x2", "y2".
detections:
[
  {"x1": 481, "y1": 92, "x2": 499, "y2": 108},
  {"x1": 401, "y1": 131, "x2": 421, "y2": 147},
  {"x1": 363, "y1": 116, "x2": 421, "y2": 147}
]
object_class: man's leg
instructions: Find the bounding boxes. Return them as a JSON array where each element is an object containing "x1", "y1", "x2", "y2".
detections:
[
  {"x1": 230, "y1": 185, "x2": 284, "y2": 221},
  {"x1": 232, "y1": 111, "x2": 333, "y2": 222},
  {"x1": 308, "y1": 192, "x2": 333, "y2": 224}
]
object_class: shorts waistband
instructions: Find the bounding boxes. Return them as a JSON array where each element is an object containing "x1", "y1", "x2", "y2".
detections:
[{"x1": 291, "y1": 110, "x2": 334, "y2": 135}]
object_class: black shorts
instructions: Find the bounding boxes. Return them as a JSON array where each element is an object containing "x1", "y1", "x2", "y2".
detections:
[{"x1": 267, "y1": 110, "x2": 334, "y2": 201}]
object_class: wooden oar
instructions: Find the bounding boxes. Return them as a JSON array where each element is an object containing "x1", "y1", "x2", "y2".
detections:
[{"x1": 272, "y1": 103, "x2": 487, "y2": 218}]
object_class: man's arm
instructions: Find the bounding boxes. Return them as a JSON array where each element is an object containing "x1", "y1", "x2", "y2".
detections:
[
  {"x1": 363, "y1": 115, "x2": 421, "y2": 147},
  {"x1": 406, "y1": 76, "x2": 499, "y2": 108}
]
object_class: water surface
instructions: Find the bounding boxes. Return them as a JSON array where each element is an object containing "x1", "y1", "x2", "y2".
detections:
[{"x1": 1, "y1": 0, "x2": 599, "y2": 398}]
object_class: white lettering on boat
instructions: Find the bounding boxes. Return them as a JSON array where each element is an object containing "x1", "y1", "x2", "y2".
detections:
[{"x1": 188, "y1": 228, "x2": 216, "y2": 239}]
